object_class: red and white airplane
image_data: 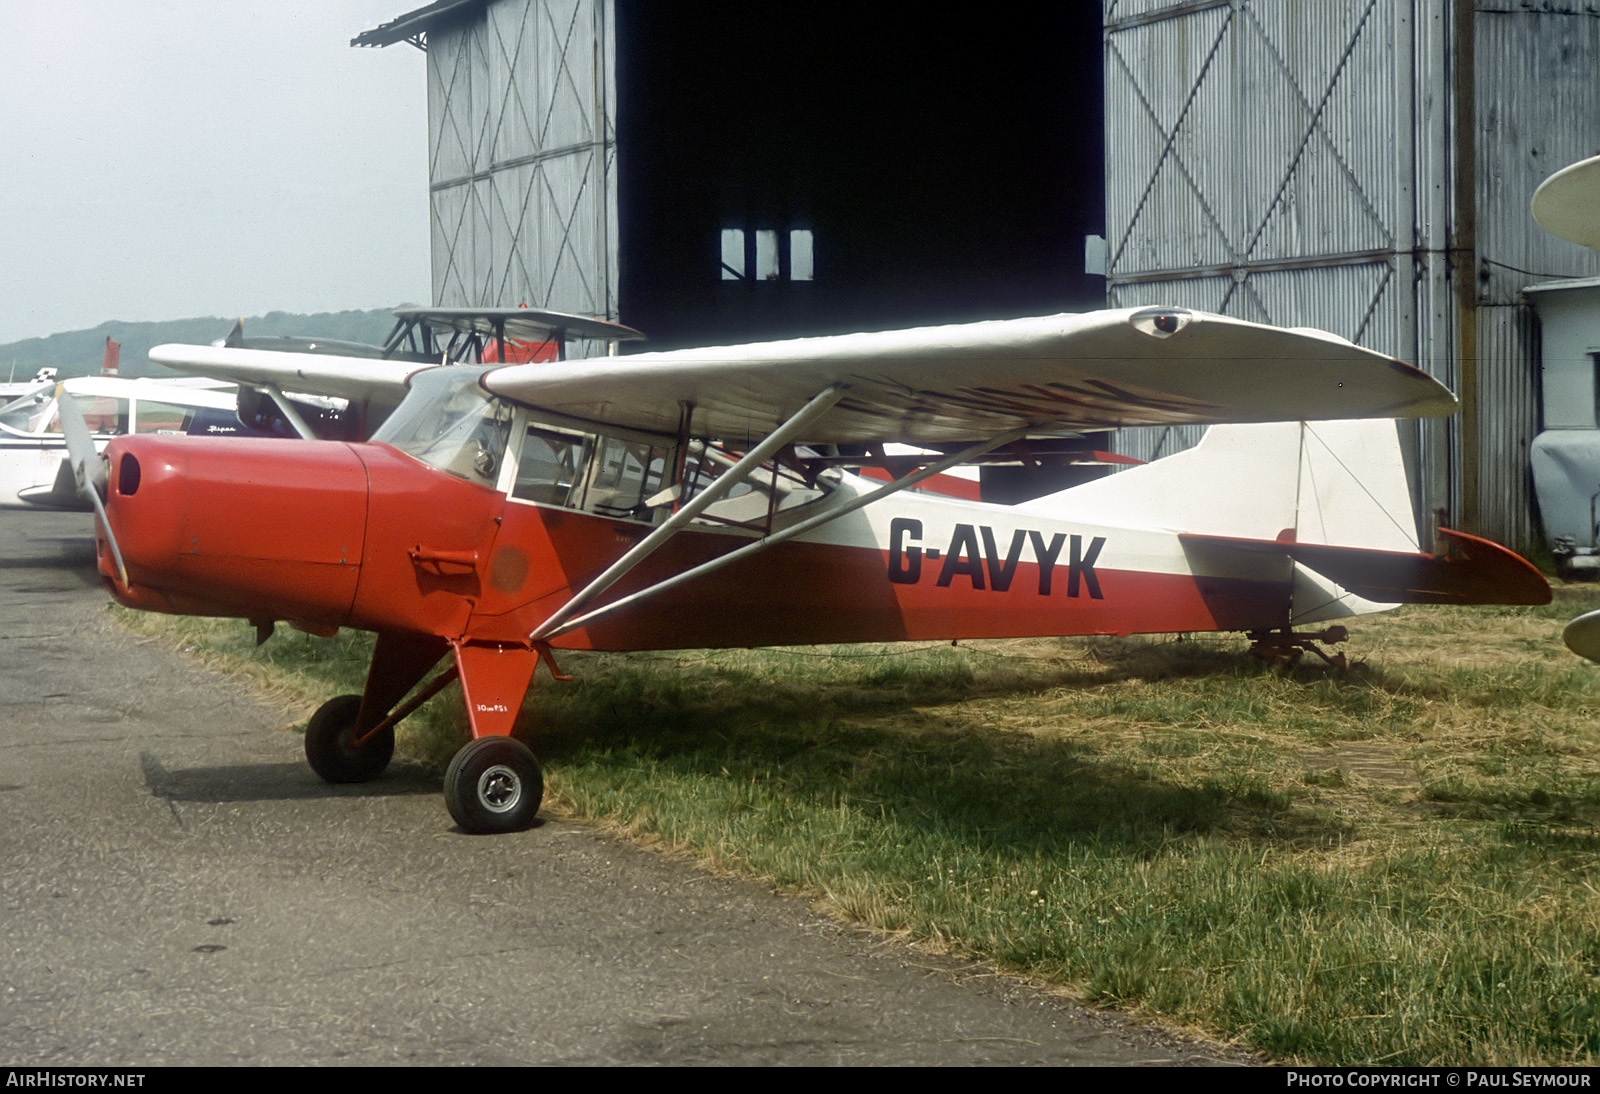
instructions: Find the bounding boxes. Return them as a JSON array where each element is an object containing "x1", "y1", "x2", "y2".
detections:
[{"x1": 67, "y1": 306, "x2": 1549, "y2": 832}]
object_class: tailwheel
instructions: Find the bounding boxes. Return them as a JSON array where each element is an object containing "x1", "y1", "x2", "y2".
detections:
[
  {"x1": 1247, "y1": 626, "x2": 1350, "y2": 670},
  {"x1": 304, "y1": 694, "x2": 395, "y2": 783},
  {"x1": 444, "y1": 736, "x2": 543, "y2": 834}
]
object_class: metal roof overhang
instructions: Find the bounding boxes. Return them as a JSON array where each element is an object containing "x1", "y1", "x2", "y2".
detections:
[
  {"x1": 1522, "y1": 276, "x2": 1600, "y2": 298},
  {"x1": 351, "y1": 0, "x2": 484, "y2": 49}
]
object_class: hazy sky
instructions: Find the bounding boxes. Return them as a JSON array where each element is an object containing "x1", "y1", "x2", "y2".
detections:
[{"x1": 0, "y1": 1, "x2": 431, "y2": 344}]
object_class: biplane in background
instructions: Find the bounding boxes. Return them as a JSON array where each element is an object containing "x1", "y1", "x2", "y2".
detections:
[
  {"x1": 63, "y1": 306, "x2": 1549, "y2": 833},
  {"x1": 196, "y1": 306, "x2": 647, "y2": 441}
]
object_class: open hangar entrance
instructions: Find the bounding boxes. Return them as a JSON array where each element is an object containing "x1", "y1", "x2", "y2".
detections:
[
  {"x1": 613, "y1": 4, "x2": 1109, "y2": 502},
  {"x1": 613, "y1": 3, "x2": 1106, "y2": 351}
]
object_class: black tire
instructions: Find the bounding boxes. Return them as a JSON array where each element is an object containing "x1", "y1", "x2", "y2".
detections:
[
  {"x1": 304, "y1": 694, "x2": 395, "y2": 784},
  {"x1": 444, "y1": 736, "x2": 543, "y2": 834}
]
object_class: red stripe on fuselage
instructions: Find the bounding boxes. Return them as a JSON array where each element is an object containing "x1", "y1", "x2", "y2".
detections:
[{"x1": 464, "y1": 500, "x2": 1292, "y2": 651}]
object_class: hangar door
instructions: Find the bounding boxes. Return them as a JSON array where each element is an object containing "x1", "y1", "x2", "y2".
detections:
[
  {"x1": 426, "y1": 0, "x2": 620, "y2": 326},
  {"x1": 1103, "y1": 0, "x2": 1458, "y2": 537}
]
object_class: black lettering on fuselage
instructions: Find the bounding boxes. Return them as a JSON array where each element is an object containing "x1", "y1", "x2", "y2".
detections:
[
  {"x1": 888, "y1": 520, "x2": 1107, "y2": 599},
  {"x1": 980, "y1": 526, "x2": 1026, "y2": 592},
  {"x1": 1067, "y1": 534, "x2": 1105, "y2": 599},
  {"x1": 936, "y1": 524, "x2": 985, "y2": 589},
  {"x1": 1028, "y1": 531, "x2": 1066, "y2": 595},
  {"x1": 888, "y1": 517, "x2": 922, "y2": 584}
]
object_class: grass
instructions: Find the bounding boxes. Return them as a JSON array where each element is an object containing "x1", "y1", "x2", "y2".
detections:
[{"x1": 114, "y1": 589, "x2": 1600, "y2": 1066}]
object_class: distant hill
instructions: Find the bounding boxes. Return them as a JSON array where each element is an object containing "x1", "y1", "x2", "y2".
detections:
[{"x1": 0, "y1": 308, "x2": 411, "y2": 381}]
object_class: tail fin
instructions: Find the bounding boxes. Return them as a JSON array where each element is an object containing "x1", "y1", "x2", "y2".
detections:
[
  {"x1": 1022, "y1": 420, "x2": 1549, "y2": 619},
  {"x1": 1021, "y1": 419, "x2": 1420, "y2": 551}
]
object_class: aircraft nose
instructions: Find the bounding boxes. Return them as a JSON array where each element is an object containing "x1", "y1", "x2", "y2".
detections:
[{"x1": 101, "y1": 435, "x2": 369, "y2": 624}]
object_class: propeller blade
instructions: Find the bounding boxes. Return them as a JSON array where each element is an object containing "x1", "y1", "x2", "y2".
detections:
[
  {"x1": 53, "y1": 383, "x2": 128, "y2": 585},
  {"x1": 55, "y1": 383, "x2": 105, "y2": 497}
]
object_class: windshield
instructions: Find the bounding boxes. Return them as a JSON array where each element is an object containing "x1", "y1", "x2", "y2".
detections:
[{"x1": 371, "y1": 367, "x2": 513, "y2": 485}]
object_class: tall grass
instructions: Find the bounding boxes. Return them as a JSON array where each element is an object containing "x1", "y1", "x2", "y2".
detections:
[{"x1": 116, "y1": 595, "x2": 1600, "y2": 1065}]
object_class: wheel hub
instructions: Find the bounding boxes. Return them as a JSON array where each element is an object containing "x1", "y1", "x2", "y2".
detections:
[{"x1": 478, "y1": 764, "x2": 522, "y2": 814}]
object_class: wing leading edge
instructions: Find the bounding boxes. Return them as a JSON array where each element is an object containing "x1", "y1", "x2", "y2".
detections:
[{"x1": 483, "y1": 307, "x2": 1457, "y2": 446}]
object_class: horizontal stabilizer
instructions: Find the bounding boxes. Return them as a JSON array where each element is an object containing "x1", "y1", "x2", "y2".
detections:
[{"x1": 1181, "y1": 528, "x2": 1551, "y2": 606}]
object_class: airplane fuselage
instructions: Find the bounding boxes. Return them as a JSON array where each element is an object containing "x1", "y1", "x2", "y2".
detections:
[{"x1": 96, "y1": 432, "x2": 1293, "y2": 655}]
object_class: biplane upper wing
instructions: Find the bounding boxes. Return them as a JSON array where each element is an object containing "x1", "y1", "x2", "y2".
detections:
[
  {"x1": 482, "y1": 307, "x2": 1457, "y2": 445},
  {"x1": 395, "y1": 306, "x2": 646, "y2": 345},
  {"x1": 149, "y1": 306, "x2": 646, "y2": 399}
]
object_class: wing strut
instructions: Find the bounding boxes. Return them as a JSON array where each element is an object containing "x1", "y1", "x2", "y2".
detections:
[
  {"x1": 536, "y1": 421, "x2": 1042, "y2": 642},
  {"x1": 528, "y1": 384, "x2": 851, "y2": 641},
  {"x1": 255, "y1": 383, "x2": 317, "y2": 440}
]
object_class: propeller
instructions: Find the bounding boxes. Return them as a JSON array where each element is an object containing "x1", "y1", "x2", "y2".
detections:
[{"x1": 54, "y1": 382, "x2": 128, "y2": 586}]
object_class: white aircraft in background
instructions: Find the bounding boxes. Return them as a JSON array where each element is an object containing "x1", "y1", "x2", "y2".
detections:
[
  {"x1": 0, "y1": 374, "x2": 270, "y2": 509},
  {"x1": 1530, "y1": 154, "x2": 1600, "y2": 663}
]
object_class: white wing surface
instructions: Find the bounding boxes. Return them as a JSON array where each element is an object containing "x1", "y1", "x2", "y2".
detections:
[
  {"x1": 482, "y1": 308, "x2": 1457, "y2": 445},
  {"x1": 148, "y1": 344, "x2": 424, "y2": 403}
]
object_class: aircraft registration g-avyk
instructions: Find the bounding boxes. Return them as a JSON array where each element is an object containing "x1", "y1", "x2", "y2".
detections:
[{"x1": 65, "y1": 306, "x2": 1550, "y2": 833}]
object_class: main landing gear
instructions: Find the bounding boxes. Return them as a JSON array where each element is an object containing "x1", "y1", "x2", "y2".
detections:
[
  {"x1": 303, "y1": 693, "x2": 545, "y2": 834},
  {"x1": 300, "y1": 634, "x2": 550, "y2": 834},
  {"x1": 443, "y1": 736, "x2": 544, "y2": 834},
  {"x1": 304, "y1": 694, "x2": 395, "y2": 783}
]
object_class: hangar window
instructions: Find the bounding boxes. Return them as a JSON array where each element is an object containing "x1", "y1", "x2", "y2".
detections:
[
  {"x1": 1592, "y1": 351, "x2": 1600, "y2": 429},
  {"x1": 719, "y1": 227, "x2": 815, "y2": 281},
  {"x1": 790, "y1": 230, "x2": 813, "y2": 280},
  {"x1": 720, "y1": 229, "x2": 745, "y2": 280}
]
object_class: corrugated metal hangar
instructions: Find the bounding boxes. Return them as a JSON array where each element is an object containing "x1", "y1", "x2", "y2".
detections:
[
  {"x1": 356, "y1": 0, "x2": 1600, "y2": 550},
  {"x1": 1106, "y1": 0, "x2": 1600, "y2": 552}
]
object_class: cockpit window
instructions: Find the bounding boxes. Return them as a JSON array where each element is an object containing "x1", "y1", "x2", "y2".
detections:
[
  {"x1": 513, "y1": 426, "x2": 670, "y2": 517},
  {"x1": 371, "y1": 367, "x2": 513, "y2": 485},
  {"x1": 0, "y1": 390, "x2": 54, "y2": 435},
  {"x1": 508, "y1": 421, "x2": 836, "y2": 530},
  {"x1": 0, "y1": 391, "x2": 127, "y2": 437}
]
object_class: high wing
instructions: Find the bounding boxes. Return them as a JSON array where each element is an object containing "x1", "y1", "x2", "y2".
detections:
[
  {"x1": 482, "y1": 307, "x2": 1457, "y2": 446},
  {"x1": 148, "y1": 344, "x2": 424, "y2": 403}
]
